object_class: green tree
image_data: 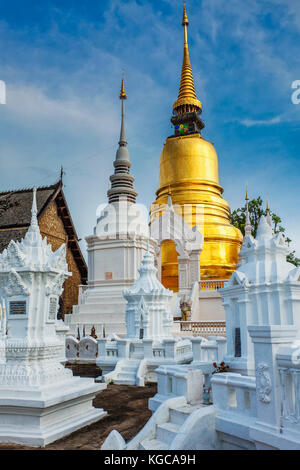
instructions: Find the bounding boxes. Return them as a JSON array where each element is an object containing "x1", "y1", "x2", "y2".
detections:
[{"x1": 231, "y1": 197, "x2": 300, "y2": 267}]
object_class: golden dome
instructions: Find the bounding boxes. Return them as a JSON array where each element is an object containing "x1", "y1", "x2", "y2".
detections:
[
  {"x1": 152, "y1": 133, "x2": 242, "y2": 288},
  {"x1": 159, "y1": 134, "x2": 219, "y2": 189}
]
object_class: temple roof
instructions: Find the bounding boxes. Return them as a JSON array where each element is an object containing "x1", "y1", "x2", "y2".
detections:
[{"x1": 0, "y1": 180, "x2": 87, "y2": 283}]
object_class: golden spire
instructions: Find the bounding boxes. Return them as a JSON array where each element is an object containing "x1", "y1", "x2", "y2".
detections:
[
  {"x1": 120, "y1": 72, "x2": 127, "y2": 100},
  {"x1": 245, "y1": 185, "x2": 249, "y2": 201},
  {"x1": 173, "y1": 3, "x2": 202, "y2": 112}
]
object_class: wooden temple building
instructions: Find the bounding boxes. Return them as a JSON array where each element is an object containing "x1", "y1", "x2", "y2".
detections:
[{"x1": 0, "y1": 178, "x2": 87, "y2": 318}]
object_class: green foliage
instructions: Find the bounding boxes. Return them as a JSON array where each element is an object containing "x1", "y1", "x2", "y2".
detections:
[{"x1": 231, "y1": 197, "x2": 300, "y2": 267}]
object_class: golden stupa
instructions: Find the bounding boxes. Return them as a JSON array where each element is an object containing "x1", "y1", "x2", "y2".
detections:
[{"x1": 150, "y1": 5, "x2": 243, "y2": 292}]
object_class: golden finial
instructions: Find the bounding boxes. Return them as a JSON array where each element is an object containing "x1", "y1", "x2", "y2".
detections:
[
  {"x1": 245, "y1": 185, "x2": 249, "y2": 201},
  {"x1": 173, "y1": 3, "x2": 202, "y2": 112},
  {"x1": 182, "y1": 2, "x2": 189, "y2": 26},
  {"x1": 120, "y1": 72, "x2": 127, "y2": 100},
  {"x1": 266, "y1": 199, "x2": 270, "y2": 212}
]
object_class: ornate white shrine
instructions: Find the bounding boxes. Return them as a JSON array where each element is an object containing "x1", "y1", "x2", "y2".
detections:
[
  {"x1": 0, "y1": 189, "x2": 106, "y2": 447},
  {"x1": 124, "y1": 248, "x2": 173, "y2": 340},
  {"x1": 220, "y1": 215, "x2": 300, "y2": 375}
]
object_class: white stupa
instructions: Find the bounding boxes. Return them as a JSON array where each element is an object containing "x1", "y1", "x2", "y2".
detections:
[
  {"x1": 124, "y1": 247, "x2": 173, "y2": 340},
  {"x1": 221, "y1": 211, "x2": 300, "y2": 376},
  {"x1": 70, "y1": 77, "x2": 155, "y2": 337},
  {"x1": 0, "y1": 189, "x2": 106, "y2": 447}
]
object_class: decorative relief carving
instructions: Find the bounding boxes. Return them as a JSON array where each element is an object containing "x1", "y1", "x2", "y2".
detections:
[
  {"x1": 5, "y1": 269, "x2": 29, "y2": 297},
  {"x1": 257, "y1": 362, "x2": 272, "y2": 404},
  {"x1": 46, "y1": 273, "x2": 65, "y2": 297}
]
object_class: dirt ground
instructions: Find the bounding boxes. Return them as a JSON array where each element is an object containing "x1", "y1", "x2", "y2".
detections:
[{"x1": 0, "y1": 364, "x2": 157, "y2": 451}]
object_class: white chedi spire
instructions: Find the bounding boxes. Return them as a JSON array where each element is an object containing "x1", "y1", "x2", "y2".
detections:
[
  {"x1": 244, "y1": 187, "x2": 253, "y2": 238},
  {"x1": 123, "y1": 246, "x2": 173, "y2": 340},
  {"x1": 125, "y1": 246, "x2": 170, "y2": 296}
]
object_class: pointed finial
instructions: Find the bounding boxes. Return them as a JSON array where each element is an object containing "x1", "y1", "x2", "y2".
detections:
[
  {"x1": 120, "y1": 72, "x2": 127, "y2": 100},
  {"x1": 173, "y1": 3, "x2": 202, "y2": 113},
  {"x1": 266, "y1": 199, "x2": 270, "y2": 212},
  {"x1": 245, "y1": 184, "x2": 249, "y2": 202},
  {"x1": 60, "y1": 166, "x2": 64, "y2": 182},
  {"x1": 31, "y1": 187, "x2": 38, "y2": 228},
  {"x1": 244, "y1": 187, "x2": 252, "y2": 238},
  {"x1": 182, "y1": 2, "x2": 189, "y2": 26}
]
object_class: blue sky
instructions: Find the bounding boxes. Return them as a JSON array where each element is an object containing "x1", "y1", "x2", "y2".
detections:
[{"x1": 0, "y1": 0, "x2": 300, "y2": 258}]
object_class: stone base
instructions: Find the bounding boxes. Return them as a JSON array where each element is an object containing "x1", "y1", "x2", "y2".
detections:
[{"x1": 0, "y1": 377, "x2": 107, "y2": 447}]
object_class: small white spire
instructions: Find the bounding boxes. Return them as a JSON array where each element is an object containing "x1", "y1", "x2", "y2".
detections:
[
  {"x1": 30, "y1": 187, "x2": 38, "y2": 229},
  {"x1": 244, "y1": 187, "x2": 252, "y2": 238}
]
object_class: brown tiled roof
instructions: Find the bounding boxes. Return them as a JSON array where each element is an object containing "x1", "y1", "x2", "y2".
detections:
[
  {"x1": 0, "y1": 181, "x2": 87, "y2": 283},
  {"x1": 0, "y1": 183, "x2": 59, "y2": 228},
  {"x1": 0, "y1": 228, "x2": 27, "y2": 253}
]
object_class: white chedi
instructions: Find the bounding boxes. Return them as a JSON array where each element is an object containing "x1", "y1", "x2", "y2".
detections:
[
  {"x1": 221, "y1": 214, "x2": 300, "y2": 376},
  {"x1": 123, "y1": 247, "x2": 173, "y2": 340},
  {"x1": 0, "y1": 188, "x2": 71, "y2": 386},
  {"x1": 0, "y1": 188, "x2": 106, "y2": 447}
]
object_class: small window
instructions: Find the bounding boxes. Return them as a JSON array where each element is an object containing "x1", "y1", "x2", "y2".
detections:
[{"x1": 10, "y1": 301, "x2": 26, "y2": 316}]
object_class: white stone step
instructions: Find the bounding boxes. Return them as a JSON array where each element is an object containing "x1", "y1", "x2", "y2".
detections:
[
  {"x1": 139, "y1": 438, "x2": 169, "y2": 450},
  {"x1": 156, "y1": 422, "x2": 180, "y2": 446},
  {"x1": 168, "y1": 404, "x2": 202, "y2": 425},
  {"x1": 169, "y1": 408, "x2": 192, "y2": 426},
  {"x1": 117, "y1": 372, "x2": 136, "y2": 380},
  {"x1": 122, "y1": 366, "x2": 138, "y2": 372},
  {"x1": 114, "y1": 379, "x2": 136, "y2": 385}
]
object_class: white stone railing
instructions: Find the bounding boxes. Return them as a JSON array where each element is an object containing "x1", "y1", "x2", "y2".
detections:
[
  {"x1": 180, "y1": 321, "x2": 226, "y2": 338},
  {"x1": 153, "y1": 347, "x2": 165, "y2": 358},
  {"x1": 149, "y1": 365, "x2": 204, "y2": 412},
  {"x1": 66, "y1": 336, "x2": 98, "y2": 362},
  {"x1": 106, "y1": 342, "x2": 118, "y2": 358},
  {"x1": 277, "y1": 350, "x2": 300, "y2": 430},
  {"x1": 199, "y1": 280, "x2": 227, "y2": 291},
  {"x1": 175, "y1": 339, "x2": 193, "y2": 359},
  {"x1": 211, "y1": 373, "x2": 257, "y2": 419}
]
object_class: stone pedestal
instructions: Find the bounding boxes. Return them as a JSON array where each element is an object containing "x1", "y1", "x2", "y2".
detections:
[{"x1": 248, "y1": 325, "x2": 297, "y2": 435}]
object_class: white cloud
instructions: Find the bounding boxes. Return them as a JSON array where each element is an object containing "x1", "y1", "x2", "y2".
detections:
[{"x1": 240, "y1": 115, "x2": 282, "y2": 127}]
